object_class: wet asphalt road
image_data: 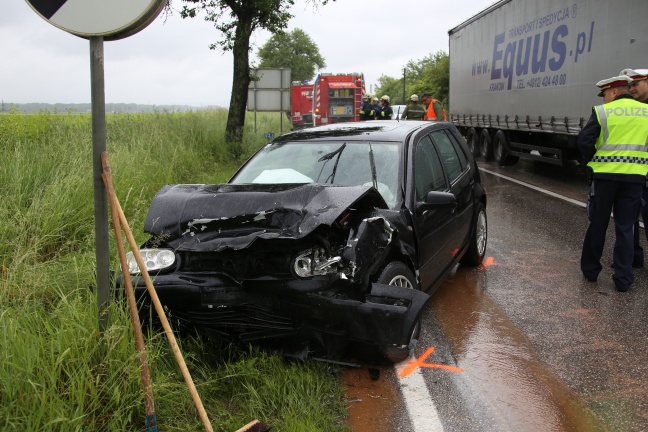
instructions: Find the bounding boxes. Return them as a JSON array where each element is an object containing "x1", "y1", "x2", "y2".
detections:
[{"x1": 345, "y1": 159, "x2": 648, "y2": 432}]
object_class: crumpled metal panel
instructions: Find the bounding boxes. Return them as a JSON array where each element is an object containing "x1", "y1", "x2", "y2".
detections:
[
  {"x1": 144, "y1": 183, "x2": 388, "y2": 251},
  {"x1": 342, "y1": 216, "x2": 395, "y2": 286},
  {"x1": 129, "y1": 274, "x2": 429, "y2": 346}
]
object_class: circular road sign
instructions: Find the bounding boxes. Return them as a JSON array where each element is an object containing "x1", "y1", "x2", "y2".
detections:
[{"x1": 25, "y1": 0, "x2": 167, "y2": 41}]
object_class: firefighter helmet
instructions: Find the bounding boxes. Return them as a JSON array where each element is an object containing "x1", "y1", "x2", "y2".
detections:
[
  {"x1": 410, "y1": 94, "x2": 419, "y2": 101},
  {"x1": 380, "y1": 95, "x2": 390, "y2": 103}
]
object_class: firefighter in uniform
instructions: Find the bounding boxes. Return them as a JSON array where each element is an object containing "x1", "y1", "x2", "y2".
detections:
[
  {"x1": 401, "y1": 94, "x2": 426, "y2": 120},
  {"x1": 579, "y1": 75, "x2": 648, "y2": 292},
  {"x1": 371, "y1": 97, "x2": 381, "y2": 119},
  {"x1": 359, "y1": 95, "x2": 373, "y2": 121},
  {"x1": 379, "y1": 95, "x2": 393, "y2": 120},
  {"x1": 620, "y1": 68, "x2": 648, "y2": 266}
]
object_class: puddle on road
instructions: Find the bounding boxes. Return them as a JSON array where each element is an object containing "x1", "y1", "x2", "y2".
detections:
[
  {"x1": 432, "y1": 268, "x2": 607, "y2": 432},
  {"x1": 343, "y1": 364, "x2": 400, "y2": 432}
]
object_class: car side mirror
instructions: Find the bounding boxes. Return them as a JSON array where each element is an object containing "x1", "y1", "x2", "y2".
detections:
[{"x1": 417, "y1": 191, "x2": 458, "y2": 213}]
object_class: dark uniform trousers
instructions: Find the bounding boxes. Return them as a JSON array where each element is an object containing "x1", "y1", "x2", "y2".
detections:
[
  {"x1": 581, "y1": 179, "x2": 643, "y2": 288},
  {"x1": 632, "y1": 187, "x2": 648, "y2": 265}
]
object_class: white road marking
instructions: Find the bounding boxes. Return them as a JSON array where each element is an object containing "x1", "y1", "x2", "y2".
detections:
[
  {"x1": 479, "y1": 167, "x2": 645, "y2": 227},
  {"x1": 479, "y1": 167, "x2": 586, "y2": 208},
  {"x1": 396, "y1": 359, "x2": 445, "y2": 432}
]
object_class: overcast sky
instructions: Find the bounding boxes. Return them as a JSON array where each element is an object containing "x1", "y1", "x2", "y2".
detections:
[{"x1": 1, "y1": 0, "x2": 497, "y2": 107}]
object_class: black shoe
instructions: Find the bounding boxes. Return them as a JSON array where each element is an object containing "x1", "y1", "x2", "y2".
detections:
[
  {"x1": 614, "y1": 281, "x2": 630, "y2": 292},
  {"x1": 583, "y1": 274, "x2": 597, "y2": 282},
  {"x1": 612, "y1": 276, "x2": 632, "y2": 292}
]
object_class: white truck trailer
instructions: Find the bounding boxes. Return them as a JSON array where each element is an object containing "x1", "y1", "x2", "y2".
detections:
[{"x1": 448, "y1": 0, "x2": 648, "y2": 165}]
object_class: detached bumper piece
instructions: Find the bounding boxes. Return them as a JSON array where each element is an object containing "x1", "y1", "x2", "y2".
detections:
[{"x1": 124, "y1": 274, "x2": 429, "y2": 348}]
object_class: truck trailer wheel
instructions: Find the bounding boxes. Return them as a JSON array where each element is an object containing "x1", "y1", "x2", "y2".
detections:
[
  {"x1": 466, "y1": 128, "x2": 479, "y2": 156},
  {"x1": 493, "y1": 130, "x2": 519, "y2": 166},
  {"x1": 479, "y1": 129, "x2": 493, "y2": 161}
]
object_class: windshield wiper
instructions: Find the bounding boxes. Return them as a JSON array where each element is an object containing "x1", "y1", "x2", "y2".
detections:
[
  {"x1": 318, "y1": 143, "x2": 346, "y2": 162},
  {"x1": 368, "y1": 143, "x2": 378, "y2": 190},
  {"x1": 319, "y1": 143, "x2": 346, "y2": 184}
]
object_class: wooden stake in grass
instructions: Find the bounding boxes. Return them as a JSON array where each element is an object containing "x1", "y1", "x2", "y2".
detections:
[
  {"x1": 102, "y1": 154, "x2": 158, "y2": 431},
  {"x1": 101, "y1": 152, "x2": 214, "y2": 432}
]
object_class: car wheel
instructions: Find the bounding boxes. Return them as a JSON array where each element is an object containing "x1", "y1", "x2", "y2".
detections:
[
  {"x1": 479, "y1": 129, "x2": 493, "y2": 161},
  {"x1": 460, "y1": 202, "x2": 487, "y2": 266},
  {"x1": 376, "y1": 262, "x2": 420, "y2": 363},
  {"x1": 493, "y1": 130, "x2": 519, "y2": 166},
  {"x1": 466, "y1": 128, "x2": 479, "y2": 157}
]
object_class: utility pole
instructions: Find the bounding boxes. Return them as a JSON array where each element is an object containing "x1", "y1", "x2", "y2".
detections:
[{"x1": 402, "y1": 68, "x2": 406, "y2": 104}]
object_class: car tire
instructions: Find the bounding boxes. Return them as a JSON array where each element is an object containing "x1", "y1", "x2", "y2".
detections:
[
  {"x1": 466, "y1": 127, "x2": 479, "y2": 157},
  {"x1": 460, "y1": 202, "x2": 487, "y2": 266},
  {"x1": 376, "y1": 262, "x2": 420, "y2": 363},
  {"x1": 493, "y1": 130, "x2": 519, "y2": 166},
  {"x1": 479, "y1": 129, "x2": 493, "y2": 161}
]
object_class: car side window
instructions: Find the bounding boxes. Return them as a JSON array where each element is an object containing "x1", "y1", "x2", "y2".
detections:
[
  {"x1": 444, "y1": 130, "x2": 469, "y2": 170},
  {"x1": 415, "y1": 136, "x2": 447, "y2": 201},
  {"x1": 430, "y1": 130, "x2": 467, "y2": 184}
]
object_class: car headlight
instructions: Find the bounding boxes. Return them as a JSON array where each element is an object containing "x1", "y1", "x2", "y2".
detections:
[
  {"x1": 123, "y1": 249, "x2": 176, "y2": 275},
  {"x1": 293, "y1": 247, "x2": 341, "y2": 278}
]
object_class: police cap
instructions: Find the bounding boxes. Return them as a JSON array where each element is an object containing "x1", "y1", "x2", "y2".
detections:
[
  {"x1": 596, "y1": 75, "x2": 632, "y2": 97},
  {"x1": 619, "y1": 68, "x2": 648, "y2": 83}
]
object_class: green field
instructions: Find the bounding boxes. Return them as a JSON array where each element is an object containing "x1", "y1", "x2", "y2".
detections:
[{"x1": 0, "y1": 109, "x2": 349, "y2": 431}]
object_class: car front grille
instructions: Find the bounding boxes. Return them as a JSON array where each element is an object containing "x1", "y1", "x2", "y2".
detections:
[
  {"x1": 180, "y1": 250, "x2": 294, "y2": 279},
  {"x1": 158, "y1": 303, "x2": 299, "y2": 342}
]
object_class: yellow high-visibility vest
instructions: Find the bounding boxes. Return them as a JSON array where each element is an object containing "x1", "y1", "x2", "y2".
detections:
[{"x1": 588, "y1": 98, "x2": 648, "y2": 176}]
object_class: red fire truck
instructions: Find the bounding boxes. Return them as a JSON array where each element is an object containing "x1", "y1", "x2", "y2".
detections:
[{"x1": 291, "y1": 72, "x2": 365, "y2": 129}]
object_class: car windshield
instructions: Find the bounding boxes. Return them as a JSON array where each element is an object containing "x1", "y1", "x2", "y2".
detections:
[{"x1": 231, "y1": 141, "x2": 401, "y2": 208}]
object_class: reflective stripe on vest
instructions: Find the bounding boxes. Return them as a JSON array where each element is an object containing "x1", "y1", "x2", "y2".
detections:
[{"x1": 587, "y1": 98, "x2": 648, "y2": 176}]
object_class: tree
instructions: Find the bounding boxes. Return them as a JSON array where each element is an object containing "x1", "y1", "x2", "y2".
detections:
[
  {"x1": 257, "y1": 28, "x2": 326, "y2": 83},
  {"x1": 374, "y1": 75, "x2": 403, "y2": 104},
  {"x1": 407, "y1": 51, "x2": 450, "y2": 106},
  {"x1": 180, "y1": 1, "x2": 331, "y2": 156},
  {"x1": 374, "y1": 51, "x2": 450, "y2": 107}
]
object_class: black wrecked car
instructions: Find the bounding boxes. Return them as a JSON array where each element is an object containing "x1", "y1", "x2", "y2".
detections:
[{"x1": 121, "y1": 120, "x2": 487, "y2": 362}]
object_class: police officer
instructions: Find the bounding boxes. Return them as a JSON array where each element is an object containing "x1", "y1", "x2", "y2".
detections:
[
  {"x1": 401, "y1": 94, "x2": 426, "y2": 120},
  {"x1": 579, "y1": 75, "x2": 648, "y2": 292},
  {"x1": 359, "y1": 94, "x2": 373, "y2": 121},
  {"x1": 379, "y1": 95, "x2": 393, "y2": 120},
  {"x1": 623, "y1": 68, "x2": 648, "y2": 103},
  {"x1": 620, "y1": 68, "x2": 648, "y2": 267}
]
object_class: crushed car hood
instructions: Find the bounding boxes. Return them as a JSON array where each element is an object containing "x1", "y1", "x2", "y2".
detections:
[{"x1": 144, "y1": 183, "x2": 389, "y2": 251}]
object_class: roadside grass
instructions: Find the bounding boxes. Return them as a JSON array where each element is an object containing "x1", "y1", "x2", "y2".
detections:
[{"x1": 0, "y1": 110, "x2": 349, "y2": 431}]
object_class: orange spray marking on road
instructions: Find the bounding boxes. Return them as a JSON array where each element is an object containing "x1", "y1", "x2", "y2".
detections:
[
  {"x1": 398, "y1": 346, "x2": 464, "y2": 378},
  {"x1": 478, "y1": 256, "x2": 495, "y2": 270}
]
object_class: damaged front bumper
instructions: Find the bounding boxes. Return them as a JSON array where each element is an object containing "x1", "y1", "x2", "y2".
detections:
[{"x1": 124, "y1": 273, "x2": 430, "y2": 347}]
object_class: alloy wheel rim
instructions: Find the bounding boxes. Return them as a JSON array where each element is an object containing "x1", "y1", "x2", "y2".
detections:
[
  {"x1": 388, "y1": 275, "x2": 414, "y2": 289},
  {"x1": 476, "y1": 211, "x2": 487, "y2": 255}
]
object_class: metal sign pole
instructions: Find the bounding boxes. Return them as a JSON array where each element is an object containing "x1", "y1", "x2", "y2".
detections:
[{"x1": 90, "y1": 36, "x2": 110, "y2": 332}]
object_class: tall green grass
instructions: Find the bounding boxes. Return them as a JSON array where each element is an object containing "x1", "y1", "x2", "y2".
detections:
[{"x1": 0, "y1": 109, "x2": 349, "y2": 431}]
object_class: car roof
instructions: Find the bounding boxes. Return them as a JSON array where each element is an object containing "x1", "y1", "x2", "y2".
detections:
[{"x1": 275, "y1": 120, "x2": 438, "y2": 143}]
